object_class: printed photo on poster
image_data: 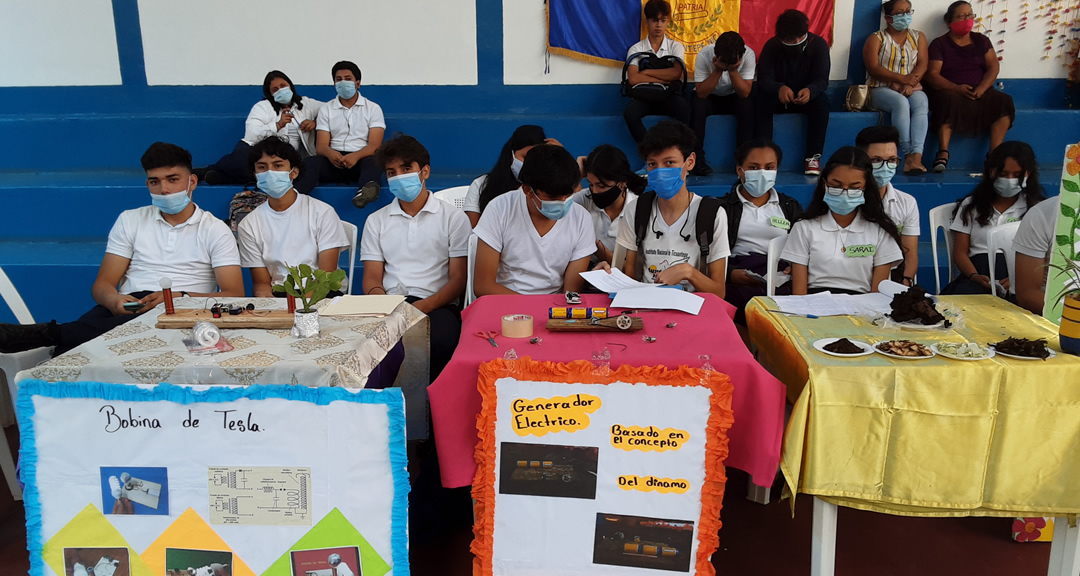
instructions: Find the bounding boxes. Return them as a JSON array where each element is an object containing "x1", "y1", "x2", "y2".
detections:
[
  {"x1": 290, "y1": 546, "x2": 362, "y2": 576},
  {"x1": 498, "y1": 442, "x2": 598, "y2": 500},
  {"x1": 165, "y1": 548, "x2": 232, "y2": 576},
  {"x1": 64, "y1": 547, "x2": 129, "y2": 576},
  {"x1": 593, "y1": 513, "x2": 695, "y2": 572},
  {"x1": 99, "y1": 466, "x2": 169, "y2": 515}
]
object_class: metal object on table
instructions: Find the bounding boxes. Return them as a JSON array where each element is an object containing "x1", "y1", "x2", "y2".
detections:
[
  {"x1": 546, "y1": 316, "x2": 642, "y2": 332},
  {"x1": 475, "y1": 330, "x2": 499, "y2": 348}
]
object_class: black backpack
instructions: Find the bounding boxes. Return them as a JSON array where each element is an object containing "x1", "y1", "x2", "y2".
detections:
[
  {"x1": 632, "y1": 191, "x2": 724, "y2": 273},
  {"x1": 621, "y1": 52, "x2": 687, "y2": 105}
]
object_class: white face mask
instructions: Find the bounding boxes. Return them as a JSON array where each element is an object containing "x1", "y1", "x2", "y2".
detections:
[
  {"x1": 510, "y1": 155, "x2": 524, "y2": 180},
  {"x1": 994, "y1": 176, "x2": 1025, "y2": 198}
]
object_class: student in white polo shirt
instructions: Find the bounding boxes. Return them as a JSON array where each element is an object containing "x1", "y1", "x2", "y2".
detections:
[
  {"x1": 295, "y1": 61, "x2": 386, "y2": 208},
  {"x1": 464, "y1": 125, "x2": 550, "y2": 228},
  {"x1": 0, "y1": 143, "x2": 243, "y2": 355},
  {"x1": 614, "y1": 121, "x2": 731, "y2": 297},
  {"x1": 623, "y1": 0, "x2": 690, "y2": 144},
  {"x1": 361, "y1": 135, "x2": 470, "y2": 380},
  {"x1": 238, "y1": 136, "x2": 350, "y2": 298},
  {"x1": 719, "y1": 139, "x2": 802, "y2": 317},
  {"x1": 474, "y1": 144, "x2": 596, "y2": 295},
  {"x1": 943, "y1": 141, "x2": 1046, "y2": 295},
  {"x1": 573, "y1": 144, "x2": 646, "y2": 266},
  {"x1": 691, "y1": 31, "x2": 756, "y2": 176},
  {"x1": 856, "y1": 125, "x2": 921, "y2": 286},
  {"x1": 782, "y1": 147, "x2": 904, "y2": 294},
  {"x1": 1013, "y1": 195, "x2": 1062, "y2": 314}
]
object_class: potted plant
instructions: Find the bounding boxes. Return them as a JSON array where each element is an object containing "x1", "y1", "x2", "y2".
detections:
[
  {"x1": 1048, "y1": 255, "x2": 1080, "y2": 355},
  {"x1": 272, "y1": 264, "x2": 346, "y2": 337}
]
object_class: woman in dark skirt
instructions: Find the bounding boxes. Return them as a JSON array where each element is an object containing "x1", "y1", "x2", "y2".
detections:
[{"x1": 924, "y1": 0, "x2": 1015, "y2": 172}]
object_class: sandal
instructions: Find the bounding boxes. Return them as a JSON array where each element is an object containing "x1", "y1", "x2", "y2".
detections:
[
  {"x1": 904, "y1": 153, "x2": 928, "y2": 175},
  {"x1": 932, "y1": 150, "x2": 949, "y2": 173}
]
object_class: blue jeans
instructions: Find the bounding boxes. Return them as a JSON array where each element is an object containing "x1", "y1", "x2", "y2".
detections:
[{"x1": 871, "y1": 87, "x2": 928, "y2": 155}]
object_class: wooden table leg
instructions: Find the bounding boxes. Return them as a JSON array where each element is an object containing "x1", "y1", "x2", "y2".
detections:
[
  {"x1": 1049, "y1": 517, "x2": 1080, "y2": 576},
  {"x1": 811, "y1": 497, "x2": 837, "y2": 576}
]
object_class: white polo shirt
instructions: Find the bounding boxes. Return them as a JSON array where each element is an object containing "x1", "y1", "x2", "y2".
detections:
[
  {"x1": 572, "y1": 189, "x2": 631, "y2": 257},
  {"x1": 360, "y1": 192, "x2": 472, "y2": 299},
  {"x1": 237, "y1": 194, "x2": 350, "y2": 286},
  {"x1": 616, "y1": 193, "x2": 731, "y2": 286},
  {"x1": 882, "y1": 183, "x2": 921, "y2": 237},
  {"x1": 473, "y1": 190, "x2": 596, "y2": 295},
  {"x1": 106, "y1": 205, "x2": 240, "y2": 295},
  {"x1": 463, "y1": 174, "x2": 487, "y2": 214},
  {"x1": 694, "y1": 45, "x2": 757, "y2": 97},
  {"x1": 782, "y1": 211, "x2": 904, "y2": 293},
  {"x1": 1013, "y1": 196, "x2": 1060, "y2": 259},
  {"x1": 731, "y1": 187, "x2": 788, "y2": 256},
  {"x1": 627, "y1": 36, "x2": 685, "y2": 64},
  {"x1": 950, "y1": 195, "x2": 1029, "y2": 256},
  {"x1": 315, "y1": 95, "x2": 386, "y2": 153}
]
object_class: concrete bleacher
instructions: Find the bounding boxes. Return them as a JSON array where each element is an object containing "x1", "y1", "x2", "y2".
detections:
[{"x1": 1, "y1": 80, "x2": 1078, "y2": 324}]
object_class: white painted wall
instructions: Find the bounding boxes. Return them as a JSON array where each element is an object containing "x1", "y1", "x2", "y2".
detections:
[
  {"x1": 505, "y1": 0, "x2": 855, "y2": 85},
  {"x1": 137, "y1": 0, "x2": 477, "y2": 86},
  {"x1": 0, "y1": 0, "x2": 121, "y2": 87}
]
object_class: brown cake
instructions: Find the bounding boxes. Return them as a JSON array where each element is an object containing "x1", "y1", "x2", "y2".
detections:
[{"x1": 889, "y1": 286, "x2": 948, "y2": 326}]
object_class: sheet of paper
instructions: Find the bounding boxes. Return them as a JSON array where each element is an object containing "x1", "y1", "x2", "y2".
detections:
[
  {"x1": 208, "y1": 466, "x2": 312, "y2": 526},
  {"x1": 579, "y1": 268, "x2": 652, "y2": 293},
  {"x1": 610, "y1": 286, "x2": 705, "y2": 315},
  {"x1": 770, "y1": 292, "x2": 852, "y2": 317},
  {"x1": 320, "y1": 294, "x2": 405, "y2": 317},
  {"x1": 876, "y1": 279, "x2": 908, "y2": 298}
]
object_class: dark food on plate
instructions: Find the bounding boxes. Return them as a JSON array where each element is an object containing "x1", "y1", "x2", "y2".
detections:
[
  {"x1": 877, "y1": 340, "x2": 933, "y2": 357},
  {"x1": 823, "y1": 338, "x2": 865, "y2": 355},
  {"x1": 889, "y1": 286, "x2": 949, "y2": 326},
  {"x1": 991, "y1": 337, "x2": 1051, "y2": 359}
]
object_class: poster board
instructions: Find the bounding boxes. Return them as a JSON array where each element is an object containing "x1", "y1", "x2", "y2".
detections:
[
  {"x1": 1045, "y1": 144, "x2": 1080, "y2": 323},
  {"x1": 472, "y1": 358, "x2": 734, "y2": 576},
  {"x1": 16, "y1": 380, "x2": 409, "y2": 576}
]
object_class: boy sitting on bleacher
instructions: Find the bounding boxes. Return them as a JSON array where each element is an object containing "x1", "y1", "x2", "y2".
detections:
[
  {"x1": 474, "y1": 144, "x2": 595, "y2": 296},
  {"x1": 0, "y1": 143, "x2": 243, "y2": 356},
  {"x1": 238, "y1": 136, "x2": 350, "y2": 298},
  {"x1": 614, "y1": 121, "x2": 731, "y2": 298},
  {"x1": 361, "y1": 134, "x2": 470, "y2": 381}
]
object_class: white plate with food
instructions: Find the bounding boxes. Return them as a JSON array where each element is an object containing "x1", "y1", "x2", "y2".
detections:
[
  {"x1": 873, "y1": 340, "x2": 936, "y2": 360},
  {"x1": 930, "y1": 342, "x2": 995, "y2": 361},
  {"x1": 812, "y1": 338, "x2": 875, "y2": 357},
  {"x1": 990, "y1": 338, "x2": 1058, "y2": 361}
]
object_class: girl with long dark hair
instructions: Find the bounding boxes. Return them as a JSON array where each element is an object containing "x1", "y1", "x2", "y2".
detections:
[
  {"x1": 781, "y1": 147, "x2": 904, "y2": 294},
  {"x1": 463, "y1": 125, "x2": 550, "y2": 227},
  {"x1": 575, "y1": 144, "x2": 647, "y2": 265}
]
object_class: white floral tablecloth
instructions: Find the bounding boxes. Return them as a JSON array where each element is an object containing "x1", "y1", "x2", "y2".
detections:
[{"x1": 16, "y1": 297, "x2": 426, "y2": 389}]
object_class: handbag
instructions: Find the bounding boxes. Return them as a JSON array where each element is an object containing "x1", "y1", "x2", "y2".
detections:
[
  {"x1": 622, "y1": 52, "x2": 687, "y2": 104},
  {"x1": 845, "y1": 84, "x2": 872, "y2": 112}
]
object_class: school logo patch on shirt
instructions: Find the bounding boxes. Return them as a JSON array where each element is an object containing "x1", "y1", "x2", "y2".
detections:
[{"x1": 844, "y1": 244, "x2": 876, "y2": 258}]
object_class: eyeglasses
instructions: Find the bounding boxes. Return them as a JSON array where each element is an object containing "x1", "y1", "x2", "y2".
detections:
[
  {"x1": 871, "y1": 159, "x2": 900, "y2": 170},
  {"x1": 825, "y1": 186, "x2": 865, "y2": 198},
  {"x1": 890, "y1": 9, "x2": 915, "y2": 16},
  {"x1": 953, "y1": 13, "x2": 976, "y2": 20}
]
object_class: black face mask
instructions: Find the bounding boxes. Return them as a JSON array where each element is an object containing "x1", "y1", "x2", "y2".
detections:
[{"x1": 589, "y1": 185, "x2": 624, "y2": 209}]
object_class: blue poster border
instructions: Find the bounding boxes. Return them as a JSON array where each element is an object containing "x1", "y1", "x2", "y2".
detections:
[{"x1": 14, "y1": 379, "x2": 410, "y2": 576}]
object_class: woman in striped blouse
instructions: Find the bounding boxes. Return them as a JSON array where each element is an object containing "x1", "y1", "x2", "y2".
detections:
[{"x1": 862, "y1": 0, "x2": 929, "y2": 174}]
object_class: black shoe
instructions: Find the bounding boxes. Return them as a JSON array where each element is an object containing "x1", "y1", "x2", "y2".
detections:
[
  {"x1": 193, "y1": 167, "x2": 209, "y2": 181},
  {"x1": 203, "y1": 169, "x2": 226, "y2": 185},
  {"x1": 0, "y1": 321, "x2": 60, "y2": 353},
  {"x1": 690, "y1": 162, "x2": 713, "y2": 177},
  {"x1": 353, "y1": 181, "x2": 381, "y2": 208}
]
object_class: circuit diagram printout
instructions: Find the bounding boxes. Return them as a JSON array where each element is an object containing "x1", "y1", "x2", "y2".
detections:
[{"x1": 208, "y1": 466, "x2": 312, "y2": 526}]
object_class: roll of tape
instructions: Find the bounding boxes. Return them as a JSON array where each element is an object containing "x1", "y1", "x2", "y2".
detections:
[
  {"x1": 192, "y1": 321, "x2": 221, "y2": 347},
  {"x1": 501, "y1": 314, "x2": 534, "y2": 338}
]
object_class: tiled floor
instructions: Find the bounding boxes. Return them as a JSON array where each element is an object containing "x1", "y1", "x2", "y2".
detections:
[{"x1": 0, "y1": 425, "x2": 1052, "y2": 576}]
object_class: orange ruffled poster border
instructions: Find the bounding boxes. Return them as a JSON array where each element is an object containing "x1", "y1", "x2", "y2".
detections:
[{"x1": 470, "y1": 358, "x2": 735, "y2": 576}]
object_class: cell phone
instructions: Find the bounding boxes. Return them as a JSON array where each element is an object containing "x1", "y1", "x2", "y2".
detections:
[{"x1": 123, "y1": 302, "x2": 145, "y2": 311}]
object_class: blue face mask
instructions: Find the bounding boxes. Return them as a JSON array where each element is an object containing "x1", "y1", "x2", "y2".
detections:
[
  {"x1": 741, "y1": 169, "x2": 777, "y2": 198},
  {"x1": 890, "y1": 13, "x2": 912, "y2": 31},
  {"x1": 335, "y1": 81, "x2": 357, "y2": 100},
  {"x1": 151, "y1": 187, "x2": 191, "y2": 215},
  {"x1": 823, "y1": 187, "x2": 866, "y2": 216},
  {"x1": 872, "y1": 164, "x2": 896, "y2": 188},
  {"x1": 272, "y1": 87, "x2": 293, "y2": 105},
  {"x1": 532, "y1": 191, "x2": 574, "y2": 220},
  {"x1": 647, "y1": 167, "x2": 685, "y2": 200},
  {"x1": 256, "y1": 169, "x2": 294, "y2": 199},
  {"x1": 388, "y1": 172, "x2": 424, "y2": 203},
  {"x1": 994, "y1": 177, "x2": 1024, "y2": 198}
]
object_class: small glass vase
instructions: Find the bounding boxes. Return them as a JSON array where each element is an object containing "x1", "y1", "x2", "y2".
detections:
[{"x1": 292, "y1": 309, "x2": 320, "y2": 338}]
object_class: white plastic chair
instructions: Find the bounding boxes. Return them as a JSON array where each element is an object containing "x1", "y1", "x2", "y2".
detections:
[
  {"x1": 465, "y1": 234, "x2": 478, "y2": 306},
  {"x1": 433, "y1": 186, "x2": 470, "y2": 211},
  {"x1": 340, "y1": 221, "x2": 358, "y2": 295},
  {"x1": 612, "y1": 243, "x2": 627, "y2": 273},
  {"x1": 0, "y1": 266, "x2": 53, "y2": 500},
  {"x1": 765, "y1": 235, "x2": 788, "y2": 297},
  {"x1": 987, "y1": 221, "x2": 1022, "y2": 296},
  {"x1": 928, "y1": 203, "x2": 957, "y2": 294}
]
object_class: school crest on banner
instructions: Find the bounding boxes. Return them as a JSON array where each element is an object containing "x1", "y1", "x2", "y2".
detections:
[{"x1": 659, "y1": 0, "x2": 740, "y2": 71}]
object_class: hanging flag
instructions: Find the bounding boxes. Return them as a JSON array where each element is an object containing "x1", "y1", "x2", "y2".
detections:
[
  {"x1": 547, "y1": 0, "x2": 643, "y2": 66},
  {"x1": 662, "y1": 0, "x2": 741, "y2": 71},
  {"x1": 738, "y1": 0, "x2": 835, "y2": 54}
]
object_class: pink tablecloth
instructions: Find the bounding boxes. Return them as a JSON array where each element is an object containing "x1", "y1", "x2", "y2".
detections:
[{"x1": 427, "y1": 293, "x2": 786, "y2": 488}]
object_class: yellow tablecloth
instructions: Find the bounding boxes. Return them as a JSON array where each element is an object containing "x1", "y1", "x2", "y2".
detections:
[{"x1": 747, "y1": 295, "x2": 1080, "y2": 518}]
